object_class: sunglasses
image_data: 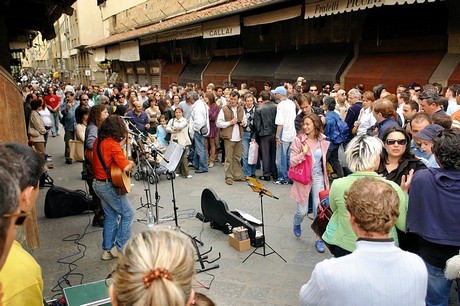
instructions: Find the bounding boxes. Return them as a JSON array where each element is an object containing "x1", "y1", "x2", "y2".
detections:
[
  {"x1": 3, "y1": 210, "x2": 31, "y2": 226},
  {"x1": 385, "y1": 139, "x2": 407, "y2": 146}
]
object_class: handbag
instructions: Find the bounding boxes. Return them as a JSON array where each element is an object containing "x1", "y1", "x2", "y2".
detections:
[
  {"x1": 311, "y1": 190, "x2": 332, "y2": 238},
  {"x1": 165, "y1": 118, "x2": 174, "y2": 142},
  {"x1": 200, "y1": 125, "x2": 208, "y2": 136},
  {"x1": 248, "y1": 141, "x2": 259, "y2": 165},
  {"x1": 288, "y1": 137, "x2": 312, "y2": 184},
  {"x1": 69, "y1": 139, "x2": 84, "y2": 161}
]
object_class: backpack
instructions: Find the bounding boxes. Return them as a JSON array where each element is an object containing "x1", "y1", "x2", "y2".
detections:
[{"x1": 330, "y1": 117, "x2": 349, "y2": 144}]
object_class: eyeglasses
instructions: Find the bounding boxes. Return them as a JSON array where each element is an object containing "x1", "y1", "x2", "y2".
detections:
[
  {"x1": 385, "y1": 139, "x2": 407, "y2": 146},
  {"x1": 414, "y1": 89, "x2": 421, "y2": 92},
  {"x1": 3, "y1": 210, "x2": 31, "y2": 225},
  {"x1": 81, "y1": 99, "x2": 88, "y2": 101}
]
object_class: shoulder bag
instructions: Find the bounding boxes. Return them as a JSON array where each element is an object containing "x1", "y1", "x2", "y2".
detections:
[
  {"x1": 288, "y1": 136, "x2": 312, "y2": 185},
  {"x1": 311, "y1": 190, "x2": 332, "y2": 238}
]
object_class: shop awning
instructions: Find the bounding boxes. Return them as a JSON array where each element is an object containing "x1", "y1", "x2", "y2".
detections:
[
  {"x1": 344, "y1": 51, "x2": 444, "y2": 92},
  {"x1": 243, "y1": 5, "x2": 302, "y2": 26},
  {"x1": 202, "y1": 56, "x2": 240, "y2": 87},
  {"x1": 106, "y1": 45, "x2": 121, "y2": 60},
  {"x1": 156, "y1": 25, "x2": 203, "y2": 43},
  {"x1": 160, "y1": 62, "x2": 185, "y2": 89},
  {"x1": 274, "y1": 48, "x2": 352, "y2": 84},
  {"x1": 119, "y1": 41, "x2": 140, "y2": 62},
  {"x1": 231, "y1": 53, "x2": 283, "y2": 83},
  {"x1": 94, "y1": 47, "x2": 106, "y2": 62},
  {"x1": 305, "y1": 0, "x2": 437, "y2": 19},
  {"x1": 178, "y1": 61, "x2": 210, "y2": 87}
]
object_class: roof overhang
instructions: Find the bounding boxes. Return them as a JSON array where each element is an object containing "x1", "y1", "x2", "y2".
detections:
[
  {"x1": 304, "y1": 0, "x2": 437, "y2": 19},
  {"x1": 87, "y1": 0, "x2": 290, "y2": 49}
]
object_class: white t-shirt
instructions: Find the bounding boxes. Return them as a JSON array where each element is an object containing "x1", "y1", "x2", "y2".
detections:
[{"x1": 275, "y1": 98, "x2": 296, "y2": 142}]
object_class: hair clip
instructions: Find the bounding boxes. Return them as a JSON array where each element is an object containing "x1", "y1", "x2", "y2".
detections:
[{"x1": 143, "y1": 268, "x2": 173, "y2": 288}]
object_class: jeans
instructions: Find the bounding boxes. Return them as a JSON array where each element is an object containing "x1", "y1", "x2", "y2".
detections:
[
  {"x1": 93, "y1": 181, "x2": 134, "y2": 251},
  {"x1": 193, "y1": 131, "x2": 208, "y2": 172},
  {"x1": 241, "y1": 131, "x2": 256, "y2": 176},
  {"x1": 425, "y1": 260, "x2": 453, "y2": 306},
  {"x1": 275, "y1": 140, "x2": 291, "y2": 182},
  {"x1": 293, "y1": 172, "x2": 325, "y2": 226},
  {"x1": 51, "y1": 111, "x2": 59, "y2": 136}
]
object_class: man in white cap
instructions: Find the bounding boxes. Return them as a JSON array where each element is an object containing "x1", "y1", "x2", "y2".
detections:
[{"x1": 273, "y1": 86, "x2": 296, "y2": 184}]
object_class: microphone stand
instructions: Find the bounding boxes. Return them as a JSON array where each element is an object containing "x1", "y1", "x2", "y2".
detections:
[{"x1": 127, "y1": 119, "x2": 170, "y2": 227}]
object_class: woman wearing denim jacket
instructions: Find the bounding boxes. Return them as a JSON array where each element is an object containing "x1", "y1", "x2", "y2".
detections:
[{"x1": 289, "y1": 113, "x2": 330, "y2": 253}]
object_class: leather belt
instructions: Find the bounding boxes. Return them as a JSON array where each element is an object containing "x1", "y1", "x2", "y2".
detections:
[{"x1": 96, "y1": 178, "x2": 110, "y2": 182}]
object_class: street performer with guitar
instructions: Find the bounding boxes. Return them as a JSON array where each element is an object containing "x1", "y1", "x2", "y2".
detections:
[{"x1": 92, "y1": 115, "x2": 135, "y2": 261}]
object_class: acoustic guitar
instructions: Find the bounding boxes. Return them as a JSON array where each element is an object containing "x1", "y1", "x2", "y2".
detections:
[{"x1": 110, "y1": 135, "x2": 131, "y2": 194}]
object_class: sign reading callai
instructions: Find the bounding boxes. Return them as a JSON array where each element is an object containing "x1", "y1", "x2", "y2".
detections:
[{"x1": 203, "y1": 26, "x2": 241, "y2": 39}]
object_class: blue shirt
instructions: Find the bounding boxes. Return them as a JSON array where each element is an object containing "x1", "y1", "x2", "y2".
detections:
[
  {"x1": 377, "y1": 117, "x2": 400, "y2": 139},
  {"x1": 155, "y1": 125, "x2": 168, "y2": 147},
  {"x1": 127, "y1": 110, "x2": 149, "y2": 133},
  {"x1": 61, "y1": 100, "x2": 79, "y2": 131}
]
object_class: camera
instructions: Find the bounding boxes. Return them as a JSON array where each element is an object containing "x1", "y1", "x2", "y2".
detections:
[{"x1": 237, "y1": 121, "x2": 242, "y2": 125}]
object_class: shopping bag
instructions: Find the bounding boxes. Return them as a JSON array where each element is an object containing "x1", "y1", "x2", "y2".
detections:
[{"x1": 248, "y1": 141, "x2": 259, "y2": 165}]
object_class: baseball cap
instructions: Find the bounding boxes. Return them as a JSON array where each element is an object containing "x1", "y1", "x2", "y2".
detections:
[
  {"x1": 271, "y1": 86, "x2": 287, "y2": 96},
  {"x1": 414, "y1": 124, "x2": 444, "y2": 143}
]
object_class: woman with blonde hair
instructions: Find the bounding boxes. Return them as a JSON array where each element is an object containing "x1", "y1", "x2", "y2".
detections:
[
  {"x1": 109, "y1": 227, "x2": 196, "y2": 306},
  {"x1": 322, "y1": 135, "x2": 410, "y2": 257}
]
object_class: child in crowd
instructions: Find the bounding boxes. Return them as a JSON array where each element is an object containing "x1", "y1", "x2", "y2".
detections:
[
  {"x1": 413, "y1": 124, "x2": 444, "y2": 167},
  {"x1": 154, "y1": 115, "x2": 169, "y2": 149}
]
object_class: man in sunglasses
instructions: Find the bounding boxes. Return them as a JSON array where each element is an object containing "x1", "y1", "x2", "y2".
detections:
[{"x1": 0, "y1": 143, "x2": 45, "y2": 305}]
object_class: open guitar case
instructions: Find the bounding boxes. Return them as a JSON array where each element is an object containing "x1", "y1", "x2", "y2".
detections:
[{"x1": 201, "y1": 188, "x2": 264, "y2": 247}]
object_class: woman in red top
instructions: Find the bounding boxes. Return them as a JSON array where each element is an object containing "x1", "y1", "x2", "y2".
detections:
[{"x1": 92, "y1": 115, "x2": 135, "y2": 261}]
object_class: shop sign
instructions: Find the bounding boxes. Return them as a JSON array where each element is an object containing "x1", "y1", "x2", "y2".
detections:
[{"x1": 203, "y1": 26, "x2": 241, "y2": 39}]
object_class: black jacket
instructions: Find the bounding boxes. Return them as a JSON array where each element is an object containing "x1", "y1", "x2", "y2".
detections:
[
  {"x1": 254, "y1": 101, "x2": 277, "y2": 137},
  {"x1": 377, "y1": 157, "x2": 426, "y2": 186}
]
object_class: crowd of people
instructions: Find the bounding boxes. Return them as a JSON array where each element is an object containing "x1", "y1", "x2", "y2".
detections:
[{"x1": 17, "y1": 76, "x2": 460, "y2": 305}]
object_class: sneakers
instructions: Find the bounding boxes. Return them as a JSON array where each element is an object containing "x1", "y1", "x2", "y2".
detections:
[
  {"x1": 293, "y1": 224, "x2": 301, "y2": 237},
  {"x1": 182, "y1": 175, "x2": 193, "y2": 179},
  {"x1": 259, "y1": 175, "x2": 271, "y2": 181},
  {"x1": 209, "y1": 161, "x2": 215, "y2": 168},
  {"x1": 110, "y1": 248, "x2": 119, "y2": 258},
  {"x1": 101, "y1": 250, "x2": 113, "y2": 260},
  {"x1": 273, "y1": 180, "x2": 289, "y2": 185},
  {"x1": 101, "y1": 248, "x2": 119, "y2": 260},
  {"x1": 315, "y1": 239, "x2": 325, "y2": 253}
]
